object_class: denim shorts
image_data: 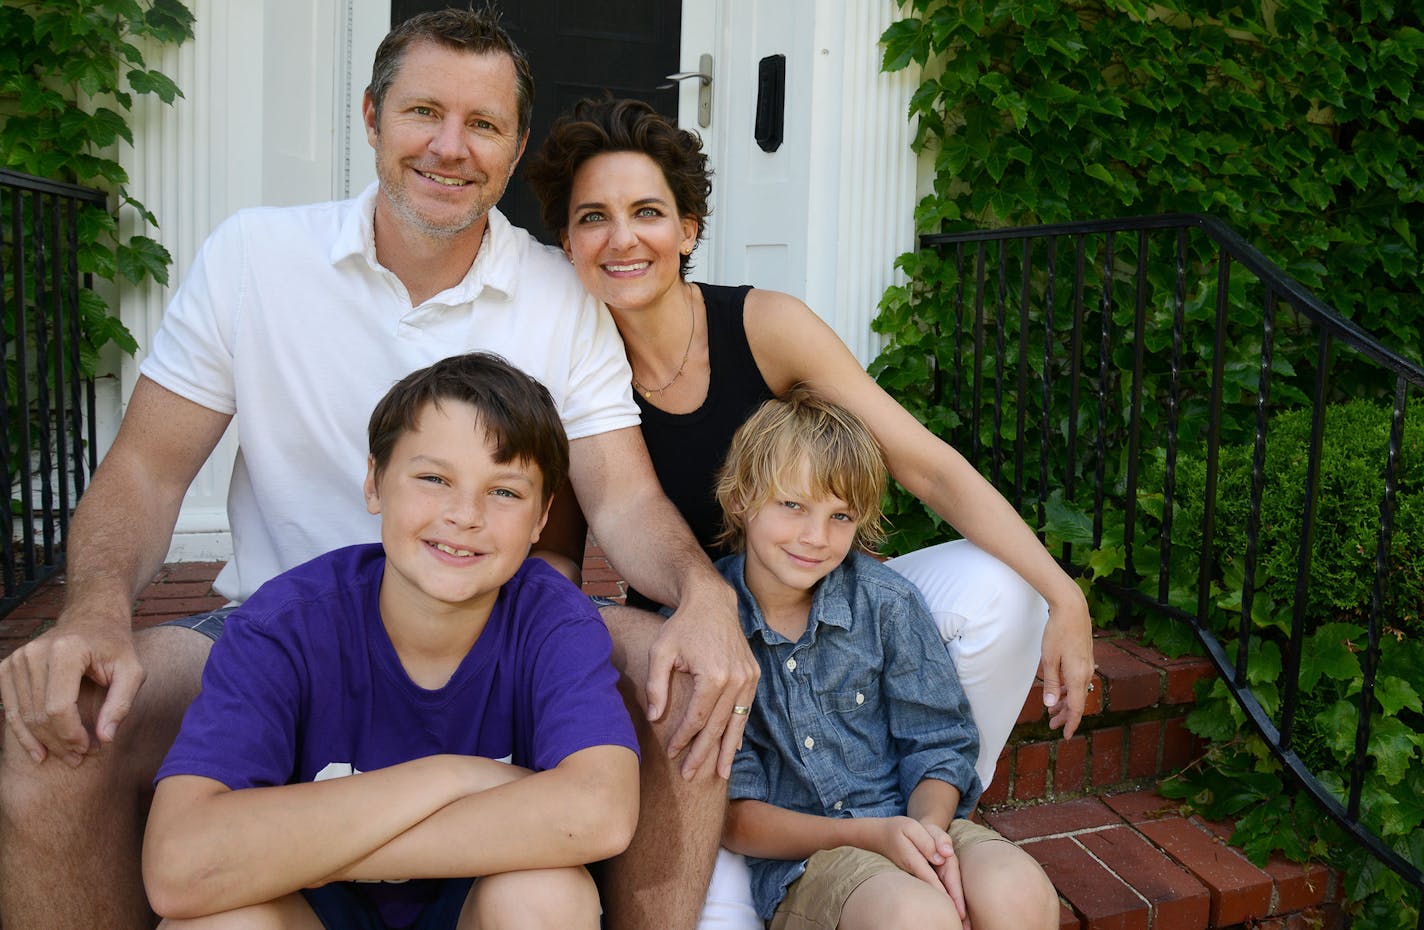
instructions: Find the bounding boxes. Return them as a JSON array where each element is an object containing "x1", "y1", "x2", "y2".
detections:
[
  {"x1": 161, "y1": 605, "x2": 237, "y2": 641},
  {"x1": 302, "y1": 879, "x2": 475, "y2": 930}
]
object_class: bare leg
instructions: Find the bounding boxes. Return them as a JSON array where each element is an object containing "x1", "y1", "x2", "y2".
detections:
[
  {"x1": 598, "y1": 605, "x2": 727, "y2": 930},
  {"x1": 0, "y1": 626, "x2": 213, "y2": 930},
  {"x1": 836, "y1": 870, "x2": 962, "y2": 930},
  {"x1": 956, "y1": 839, "x2": 1059, "y2": 930},
  {"x1": 467, "y1": 867, "x2": 601, "y2": 930}
]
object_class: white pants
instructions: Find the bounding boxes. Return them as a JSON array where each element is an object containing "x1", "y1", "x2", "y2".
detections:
[{"x1": 696, "y1": 539, "x2": 1049, "y2": 929}]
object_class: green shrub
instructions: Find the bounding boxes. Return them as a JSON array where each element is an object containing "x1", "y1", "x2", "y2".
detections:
[{"x1": 1169, "y1": 399, "x2": 1424, "y2": 639}]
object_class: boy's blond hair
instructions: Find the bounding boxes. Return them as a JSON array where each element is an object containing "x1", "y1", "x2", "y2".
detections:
[{"x1": 714, "y1": 387, "x2": 886, "y2": 553}]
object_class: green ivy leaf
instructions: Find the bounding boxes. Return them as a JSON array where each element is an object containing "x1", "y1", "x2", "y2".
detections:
[
  {"x1": 1368, "y1": 716, "x2": 1419, "y2": 786},
  {"x1": 127, "y1": 68, "x2": 183, "y2": 104},
  {"x1": 1373, "y1": 676, "x2": 1422, "y2": 716},
  {"x1": 114, "y1": 235, "x2": 172, "y2": 286},
  {"x1": 1299, "y1": 623, "x2": 1364, "y2": 692},
  {"x1": 89, "y1": 107, "x2": 134, "y2": 147}
]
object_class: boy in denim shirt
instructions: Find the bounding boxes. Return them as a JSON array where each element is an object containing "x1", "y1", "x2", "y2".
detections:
[{"x1": 717, "y1": 388, "x2": 1058, "y2": 930}]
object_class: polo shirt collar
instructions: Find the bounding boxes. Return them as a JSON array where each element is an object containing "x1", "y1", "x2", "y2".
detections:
[{"x1": 329, "y1": 182, "x2": 524, "y2": 304}]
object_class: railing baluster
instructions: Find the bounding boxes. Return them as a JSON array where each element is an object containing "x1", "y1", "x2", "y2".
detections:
[
  {"x1": 1122, "y1": 230, "x2": 1148, "y2": 611},
  {"x1": 1238, "y1": 287, "x2": 1277, "y2": 682},
  {"x1": 910, "y1": 214, "x2": 1424, "y2": 907},
  {"x1": 970, "y1": 243, "x2": 987, "y2": 471},
  {"x1": 1159, "y1": 228, "x2": 1187, "y2": 602},
  {"x1": 0, "y1": 187, "x2": 17, "y2": 597},
  {"x1": 1065, "y1": 236, "x2": 1087, "y2": 565},
  {"x1": 1349, "y1": 377, "x2": 1408, "y2": 820},
  {"x1": 1093, "y1": 232, "x2": 1113, "y2": 549},
  {"x1": 1280, "y1": 329, "x2": 1331, "y2": 752},
  {"x1": 0, "y1": 169, "x2": 105, "y2": 614},
  {"x1": 1037, "y1": 237, "x2": 1057, "y2": 542},
  {"x1": 36, "y1": 192, "x2": 59, "y2": 564},
  {"x1": 950, "y1": 243, "x2": 965, "y2": 434},
  {"x1": 1015, "y1": 239, "x2": 1031, "y2": 511},
  {"x1": 1198, "y1": 247, "x2": 1231, "y2": 660}
]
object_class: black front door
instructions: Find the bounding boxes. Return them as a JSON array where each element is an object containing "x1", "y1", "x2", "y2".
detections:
[{"x1": 388, "y1": 0, "x2": 682, "y2": 243}]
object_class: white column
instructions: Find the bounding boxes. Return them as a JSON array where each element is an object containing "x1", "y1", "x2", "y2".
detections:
[{"x1": 803, "y1": 0, "x2": 919, "y2": 366}]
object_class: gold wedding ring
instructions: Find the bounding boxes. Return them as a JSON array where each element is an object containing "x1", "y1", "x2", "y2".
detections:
[{"x1": 732, "y1": 704, "x2": 752, "y2": 715}]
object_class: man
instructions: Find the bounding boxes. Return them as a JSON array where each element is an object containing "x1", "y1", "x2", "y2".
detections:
[{"x1": 0, "y1": 10, "x2": 756, "y2": 930}]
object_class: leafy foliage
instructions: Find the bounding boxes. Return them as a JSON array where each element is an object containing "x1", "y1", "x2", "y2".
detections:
[
  {"x1": 881, "y1": 0, "x2": 1422, "y2": 364},
  {"x1": 1, "y1": 0, "x2": 195, "y2": 361},
  {"x1": 874, "y1": 3, "x2": 1424, "y2": 924}
]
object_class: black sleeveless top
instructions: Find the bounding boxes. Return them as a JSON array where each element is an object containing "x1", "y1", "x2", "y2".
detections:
[{"x1": 630, "y1": 283, "x2": 775, "y2": 607}]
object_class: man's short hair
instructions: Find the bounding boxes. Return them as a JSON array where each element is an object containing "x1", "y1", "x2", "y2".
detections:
[
  {"x1": 367, "y1": 5, "x2": 534, "y2": 139},
  {"x1": 368, "y1": 352, "x2": 568, "y2": 505},
  {"x1": 714, "y1": 387, "x2": 886, "y2": 553}
]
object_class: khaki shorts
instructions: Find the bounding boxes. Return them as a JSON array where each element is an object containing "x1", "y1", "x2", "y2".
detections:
[{"x1": 769, "y1": 819, "x2": 1009, "y2": 930}]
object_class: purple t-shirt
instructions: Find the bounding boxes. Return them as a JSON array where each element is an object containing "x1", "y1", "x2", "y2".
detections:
[{"x1": 158, "y1": 543, "x2": 637, "y2": 927}]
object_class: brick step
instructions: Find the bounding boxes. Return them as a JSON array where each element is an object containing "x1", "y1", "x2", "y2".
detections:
[
  {"x1": 985, "y1": 632, "x2": 1218, "y2": 808},
  {"x1": 0, "y1": 558, "x2": 1344, "y2": 930},
  {"x1": 989, "y1": 790, "x2": 1341, "y2": 930}
]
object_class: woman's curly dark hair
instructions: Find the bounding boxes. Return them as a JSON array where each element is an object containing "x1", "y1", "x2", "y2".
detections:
[{"x1": 526, "y1": 96, "x2": 711, "y2": 276}]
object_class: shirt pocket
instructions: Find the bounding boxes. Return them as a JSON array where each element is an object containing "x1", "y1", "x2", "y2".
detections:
[{"x1": 817, "y1": 676, "x2": 888, "y2": 777}]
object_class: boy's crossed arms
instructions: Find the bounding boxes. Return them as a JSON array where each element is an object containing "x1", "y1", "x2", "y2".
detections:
[{"x1": 146, "y1": 746, "x2": 635, "y2": 917}]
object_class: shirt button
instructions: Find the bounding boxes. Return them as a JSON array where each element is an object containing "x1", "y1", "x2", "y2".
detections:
[
  {"x1": 803, "y1": 736, "x2": 815, "y2": 750},
  {"x1": 833, "y1": 801, "x2": 843, "y2": 811},
  {"x1": 855, "y1": 692, "x2": 865, "y2": 705},
  {"x1": 786, "y1": 658, "x2": 797, "y2": 671}
]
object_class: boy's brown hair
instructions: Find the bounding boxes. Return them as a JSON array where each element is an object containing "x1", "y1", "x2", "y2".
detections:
[{"x1": 367, "y1": 352, "x2": 568, "y2": 505}]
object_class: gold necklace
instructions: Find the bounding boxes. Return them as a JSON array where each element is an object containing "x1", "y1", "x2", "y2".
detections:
[{"x1": 631, "y1": 283, "x2": 696, "y2": 400}]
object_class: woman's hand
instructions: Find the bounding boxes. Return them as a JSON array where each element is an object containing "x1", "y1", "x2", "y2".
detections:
[{"x1": 1038, "y1": 582, "x2": 1094, "y2": 739}]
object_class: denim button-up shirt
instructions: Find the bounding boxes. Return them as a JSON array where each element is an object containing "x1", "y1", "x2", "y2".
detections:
[{"x1": 720, "y1": 550, "x2": 982, "y2": 919}]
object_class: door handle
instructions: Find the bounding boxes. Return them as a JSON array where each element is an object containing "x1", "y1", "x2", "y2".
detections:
[{"x1": 660, "y1": 53, "x2": 713, "y2": 128}]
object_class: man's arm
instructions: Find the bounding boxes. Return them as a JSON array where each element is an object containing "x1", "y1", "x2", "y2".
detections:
[
  {"x1": 0, "y1": 377, "x2": 230, "y2": 765},
  {"x1": 142, "y1": 747, "x2": 638, "y2": 919},
  {"x1": 566, "y1": 427, "x2": 758, "y2": 779},
  {"x1": 529, "y1": 475, "x2": 587, "y2": 583}
]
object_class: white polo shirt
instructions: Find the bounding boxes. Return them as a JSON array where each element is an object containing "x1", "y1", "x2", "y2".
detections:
[{"x1": 141, "y1": 183, "x2": 637, "y2": 603}]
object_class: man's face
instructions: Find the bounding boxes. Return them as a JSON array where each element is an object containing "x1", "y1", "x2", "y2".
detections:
[{"x1": 363, "y1": 41, "x2": 528, "y2": 244}]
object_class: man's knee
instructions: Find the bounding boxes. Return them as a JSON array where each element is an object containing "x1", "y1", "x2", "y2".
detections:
[{"x1": 1, "y1": 625, "x2": 212, "y2": 812}]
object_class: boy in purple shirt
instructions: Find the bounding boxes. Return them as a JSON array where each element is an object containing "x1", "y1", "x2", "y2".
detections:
[{"x1": 142, "y1": 352, "x2": 640, "y2": 929}]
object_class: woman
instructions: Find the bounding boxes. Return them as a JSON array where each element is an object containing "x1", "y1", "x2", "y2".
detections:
[{"x1": 526, "y1": 97, "x2": 1090, "y2": 921}]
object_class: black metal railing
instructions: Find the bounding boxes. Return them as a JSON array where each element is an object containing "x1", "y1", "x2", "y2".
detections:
[
  {"x1": 909, "y1": 214, "x2": 1423, "y2": 923},
  {"x1": 0, "y1": 169, "x2": 105, "y2": 615}
]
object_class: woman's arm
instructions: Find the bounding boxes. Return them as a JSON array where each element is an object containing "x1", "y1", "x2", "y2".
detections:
[{"x1": 743, "y1": 289, "x2": 1094, "y2": 736}]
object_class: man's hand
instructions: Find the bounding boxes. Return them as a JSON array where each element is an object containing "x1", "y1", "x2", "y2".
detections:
[
  {"x1": 644, "y1": 583, "x2": 759, "y2": 782},
  {"x1": 1038, "y1": 584, "x2": 1094, "y2": 739},
  {"x1": 0, "y1": 607, "x2": 145, "y2": 766}
]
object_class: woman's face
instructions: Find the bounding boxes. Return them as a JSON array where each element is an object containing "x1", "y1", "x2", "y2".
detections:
[{"x1": 561, "y1": 151, "x2": 699, "y2": 313}]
